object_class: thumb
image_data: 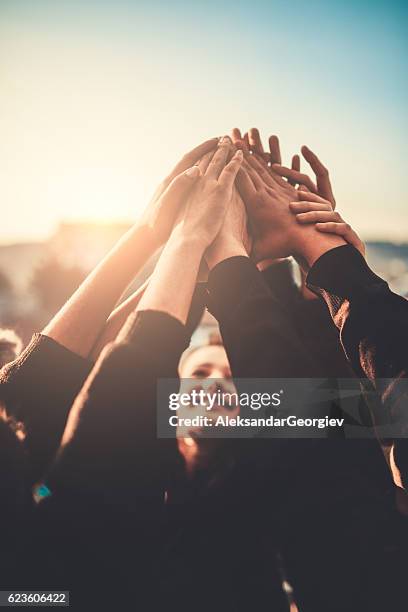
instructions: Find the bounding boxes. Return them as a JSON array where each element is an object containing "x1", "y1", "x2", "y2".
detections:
[{"x1": 161, "y1": 164, "x2": 201, "y2": 203}]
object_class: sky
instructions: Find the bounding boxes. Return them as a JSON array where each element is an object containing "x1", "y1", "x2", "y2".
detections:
[{"x1": 0, "y1": 0, "x2": 407, "y2": 244}]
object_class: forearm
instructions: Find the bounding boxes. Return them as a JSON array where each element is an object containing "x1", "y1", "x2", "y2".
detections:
[
  {"x1": 306, "y1": 245, "x2": 408, "y2": 418},
  {"x1": 49, "y1": 311, "x2": 189, "y2": 500},
  {"x1": 89, "y1": 278, "x2": 149, "y2": 361},
  {"x1": 207, "y1": 256, "x2": 318, "y2": 378},
  {"x1": 43, "y1": 224, "x2": 157, "y2": 358},
  {"x1": 0, "y1": 334, "x2": 92, "y2": 482},
  {"x1": 295, "y1": 231, "x2": 346, "y2": 271},
  {"x1": 136, "y1": 230, "x2": 205, "y2": 326}
]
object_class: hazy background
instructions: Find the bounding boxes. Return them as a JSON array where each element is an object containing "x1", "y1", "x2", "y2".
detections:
[{"x1": 0, "y1": 0, "x2": 407, "y2": 341}]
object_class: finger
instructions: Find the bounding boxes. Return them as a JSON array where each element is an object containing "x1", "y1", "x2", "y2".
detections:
[
  {"x1": 289, "y1": 201, "x2": 333, "y2": 214},
  {"x1": 231, "y1": 128, "x2": 242, "y2": 143},
  {"x1": 198, "y1": 150, "x2": 214, "y2": 174},
  {"x1": 296, "y1": 190, "x2": 332, "y2": 205},
  {"x1": 286, "y1": 154, "x2": 301, "y2": 186},
  {"x1": 218, "y1": 149, "x2": 244, "y2": 190},
  {"x1": 236, "y1": 167, "x2": 257, "y2": 202},
  {"x1": 243, "y1": 132, "x2": 250, "y2": 152},
  {"x1": 316, "y1": 222, "x2": 363, "y2": 254},
  {"x1": 159, "y1": 165, "x2": 201, "y2": 210},
  {"x1": 268, "y1": 135, "x2": 282, "y2": 165},
  {"x1": 249, "y1": 155, "x2": 289, "y2": 189},
  {"x1": 295, "y1": 210, "x2": 342, "y2": 224},
  {"x1": 248, "y1": 128, "x2": 264, "y2": 155},
  {"x1": 272, "y1": 165, "x2": 317, "y2": 193},
  {"x1": 292, "y1": 154, "x2": 300, "y2": 172},
  {"x1": 171, "y1": 137, "x2": 219, "y2": 178},
  {"x1": 205, "y1": 136, "x2": 233, "y2": 179},
  {"x1": 243, "y1": 158, "x2": 265, "y2": 190},
  {"x1": 231, "y1": 128, "x2": 247, "y2": 151},
  {"x1": 301, "y1": 145, "x2": 336, "y2": 208}
]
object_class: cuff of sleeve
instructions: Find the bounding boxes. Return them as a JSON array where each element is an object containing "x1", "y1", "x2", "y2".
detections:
[
  {"x1": 306, "y1": 245, "x2": 388, "y2": 300},
  {"x1": 0, "y1": 333, "x2": 93, "y2": 395},
  {"x1": 207, "y1": 256, "x2": 270, "y2": 321}
]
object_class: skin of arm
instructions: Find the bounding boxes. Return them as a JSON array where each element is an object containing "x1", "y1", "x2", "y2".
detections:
[
  {"x1": 42, "y1": 137, "x2": 218, "y2": 358},
  {"x1": 89, "y1": 278, "x2": 149, "y2": 361}
]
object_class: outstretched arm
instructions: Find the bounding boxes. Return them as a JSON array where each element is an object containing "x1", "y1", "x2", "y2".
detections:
[
  {"x1": 43, "y1": 138, "x2": 218, "y2": 358},
  {"x1": 0, "y1": 138, "x2": 218, "y2": 481}
]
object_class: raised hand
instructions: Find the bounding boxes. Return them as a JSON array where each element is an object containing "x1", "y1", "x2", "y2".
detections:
[
  {"x1": 272, "y1": 145, "x2": 336, "y2": 208},
  {"x1": 231, "y1": 127, "x2": 300, "y2": 182},
  {"x1": 141, "y1": 137, "x2": 219, "y2": 248},
  {"x1": 177, "y1": 138, "x2": 244, "y2": 248},
  {"x1": 205, "y1": 183, "x2": 251, "y2": 271},
  {"x1": 236, "y1": 153, "x2": 345, "y2": 267},
  {"x1": 289, "y1": 192, "x2": 365, "y2": 256},
  {"x1": 236, "y1": 153, "x2": 301, "y2": 260},
  {"x1": 137, "y1": 139, "x2": 243, "y2": 325}
]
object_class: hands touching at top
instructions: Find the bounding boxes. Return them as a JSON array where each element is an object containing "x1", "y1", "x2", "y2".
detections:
[
  {"x1": 234, "y1": 153, "x2": 345, "y2": 268},
  {"x1": 231, "y1": 128, "x2": 335, "y2": 207},
  {"x1": 230, "y1": 127, "x2": 364, "y2": 267}
]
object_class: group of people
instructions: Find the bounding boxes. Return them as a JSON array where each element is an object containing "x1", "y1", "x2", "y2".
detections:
[{"x1": 1, "y1": 128, "x2": 407, "y2": 611}]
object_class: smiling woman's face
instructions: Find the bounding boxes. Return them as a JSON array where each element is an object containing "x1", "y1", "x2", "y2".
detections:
[
  {"x1": 177, "y1": 344, "x2": 239, "y2": 441},
  {"x1": 180, "y1": 344, "x2": 232, "y2": 380}
]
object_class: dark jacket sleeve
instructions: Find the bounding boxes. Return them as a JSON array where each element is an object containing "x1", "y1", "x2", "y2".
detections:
[
  {"x1": 46, "y1": 310, "x2": 190, "y2": 503},
  {"x1": 306, "y1": 245, "x2": 408, "y2": 419},
  {"x1": 207, "y1": 256, "x2": 320, "y2": 378},
  {"x1": 260, "y1": 259, "x2": 300, "y2": 305},
  {"x1": 0, "y1": 334, "x2": 93, "y2": 483},
  {"x1": 306, "y1": 245, "x2": 408, "y2": 484}
]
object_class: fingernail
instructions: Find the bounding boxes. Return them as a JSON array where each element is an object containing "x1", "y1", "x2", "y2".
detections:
[
  {"x1": 185, "y1": 166, "x2": 200, "y2": 177},
  {"x1": 235, "y1": 149, "x2": 243, "y2": 160},
  {"x1": 220, "y1": 135, "x2": 232, "y2": 145}
]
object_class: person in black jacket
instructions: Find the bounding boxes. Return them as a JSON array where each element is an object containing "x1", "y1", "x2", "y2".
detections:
[{"x1": 201, "y1": 146, "x2": 406, "y2": 611}]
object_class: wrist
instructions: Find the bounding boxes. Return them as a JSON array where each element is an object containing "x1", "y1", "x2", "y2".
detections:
[
  {"x1": 205, "y1": 239, "x2": 248, "y2": 271},
  {"x1": 293, "y1": 231, "x2": 346, "y2": 270},
  {"x1": 167, "y1": 226, "x2": 207, "y2": 258}
]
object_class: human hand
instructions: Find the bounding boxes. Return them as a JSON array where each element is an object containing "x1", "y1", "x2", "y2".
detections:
[
  {"x1": 231, "y1": 128, "x2": 300, "y2": 270},
  {"x1": 272, "y1": 144, "x2": 336, "y2": 208},
  {"x1": 175, "y1": 139, "x2": 244, "y2": 250},
  {"x1": 289, "y1": 193, "x2": 365, "y2": 256},
  {"x1": 205, "y1": 185, "x2": 251, "y2": 270},
  {"x1": 236, "y1": 153, "x2": 301, "y2": 260},
  {"x1": 140, "y1": 137, "x2": 219, "y2": 249},
  {"x1": 236, "y1": 153, "x2": 346, "y2": 268}
]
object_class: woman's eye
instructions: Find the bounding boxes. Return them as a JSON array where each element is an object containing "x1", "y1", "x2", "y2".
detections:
[{"x1": 192, "y1": 369, "x2": 208, "y2": 378}]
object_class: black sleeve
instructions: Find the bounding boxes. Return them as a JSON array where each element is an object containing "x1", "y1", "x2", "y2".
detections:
[
  {"x1": 260, "y1": 259, "x2": 300, "y2": 305},
  {"x1": 47, "y1": 310, "x2": 190, "y2": 504},
  {"x1": 306, "y1": 245, "x2": 408, "y2": 418},
  {"x1": 207, "y1": 256, "x2": 320, "y2": 378},
  {"x1": 0, "y1": 334, "x2": 93, "y2": 483},
  {"x1": 306, "y1": 245, "x2": 408, "y2": 484}
]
